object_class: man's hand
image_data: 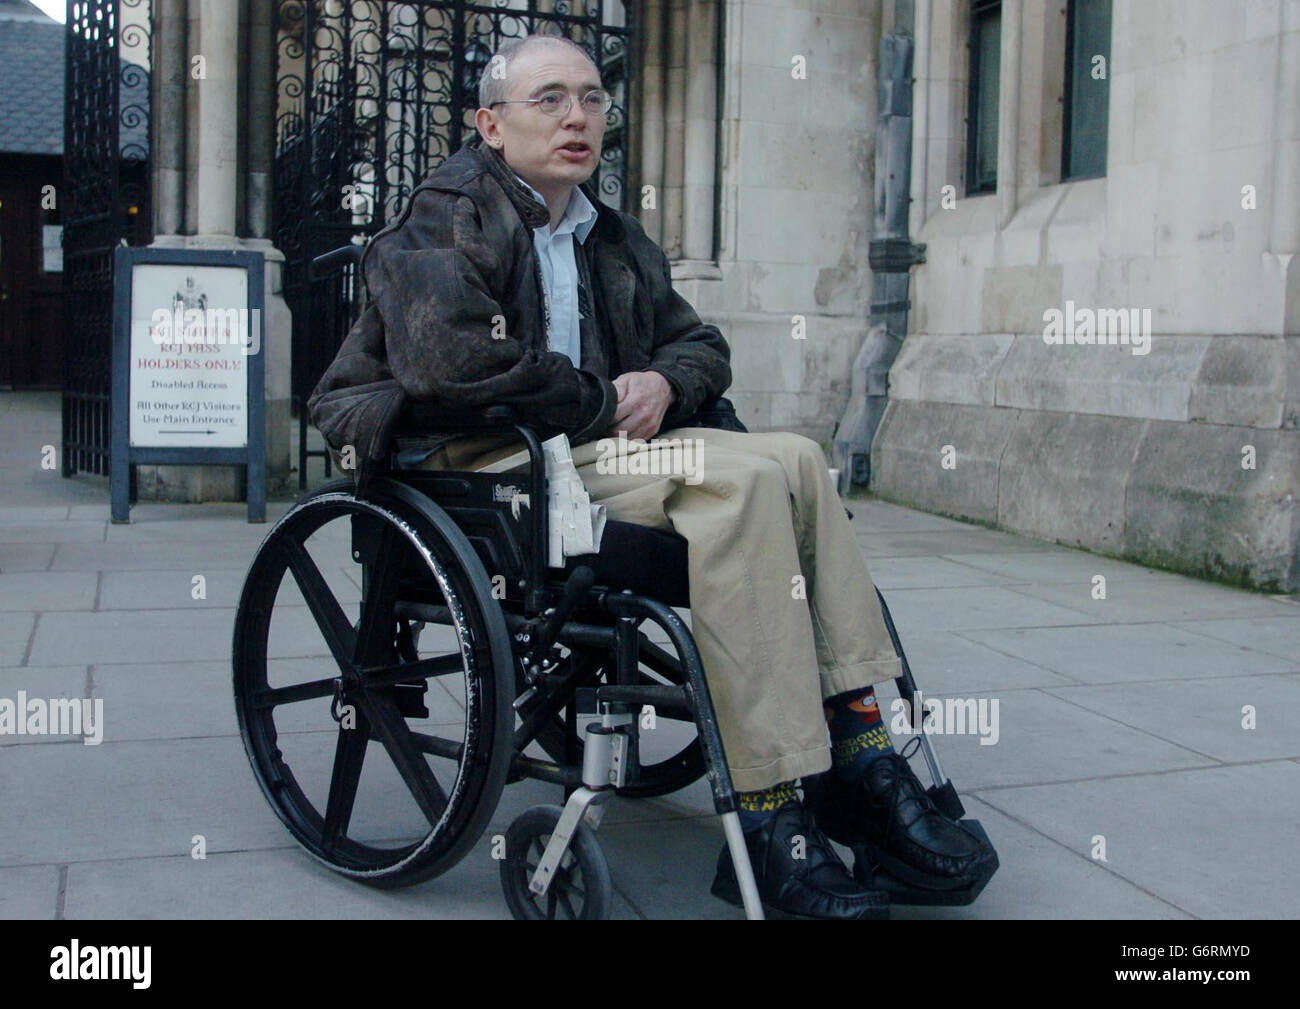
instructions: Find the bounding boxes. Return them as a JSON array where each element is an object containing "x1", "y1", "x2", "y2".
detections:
[{"x1": 608, "y1": 371, "x2": 674, "y2": 441}]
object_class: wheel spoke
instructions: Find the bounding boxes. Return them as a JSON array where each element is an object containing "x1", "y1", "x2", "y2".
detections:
[
  {"x1": 254, "y1": 677, "x2": 337, "y2": 709},
  {"x1": 322, "y1": 714, "x2": 369, "y2": 850},
  {"x1": 364, "y1": 692, "x2": 448, "y2": 826},
  {"x1": 558, "y1": 890, "x2": 578, "y2": 919},
  {"x1": 276, "y1": 537, "x2": 357, "y2": 674},
  {"x1": 353, "y1": 522, "x2": 404, "y2": 666},
  {"x1": 362, "y1": 653, "x2": 465, "y2": 687},
  {"x1": 409, "y1": 731, "x2": 463, "y2": 761}
]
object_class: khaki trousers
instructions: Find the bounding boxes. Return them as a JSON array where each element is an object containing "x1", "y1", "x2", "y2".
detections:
[{"x1": 411, "y1": 427, "x2": 902, "y2": 792}]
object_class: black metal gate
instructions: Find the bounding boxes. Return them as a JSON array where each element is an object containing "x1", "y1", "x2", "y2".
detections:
[
  {"x1": 272, "y1": 0, "x2": 634, "y2": 484},
  {"x1": 61, "y1": 0, "x2": 153, "y2": 477}
]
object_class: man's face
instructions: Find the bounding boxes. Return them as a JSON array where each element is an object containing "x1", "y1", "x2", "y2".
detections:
[{"x1": 479, "y1": 44, "x2": 606, "y2": 196}]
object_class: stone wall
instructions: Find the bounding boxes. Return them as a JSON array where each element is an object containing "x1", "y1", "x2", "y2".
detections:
[
  {"x1": 871, "y1": 0, "x2": 1300, "y2": 590},
  {"x1": 666, "y1": 0, "x2": 883, "y2": 440}
]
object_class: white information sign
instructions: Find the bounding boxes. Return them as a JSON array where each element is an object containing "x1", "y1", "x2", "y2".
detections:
[{"x1": 128, "y1": 263, "x2": 252, "y2": 448}]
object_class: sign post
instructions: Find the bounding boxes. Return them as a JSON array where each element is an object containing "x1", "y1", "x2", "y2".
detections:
[{"x1": 111, "y1": 248, "x2": 266, "y2": 523}]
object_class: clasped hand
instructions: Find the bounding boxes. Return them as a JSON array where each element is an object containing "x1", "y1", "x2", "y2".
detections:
[{"x1": 607, "y1": 370, "x2": 673, "y2": 441}]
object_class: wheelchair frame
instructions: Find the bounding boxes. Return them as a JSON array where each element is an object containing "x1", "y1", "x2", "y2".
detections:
[{"x1": 230, "y1": 245, "x2": 995, "y2": 920}]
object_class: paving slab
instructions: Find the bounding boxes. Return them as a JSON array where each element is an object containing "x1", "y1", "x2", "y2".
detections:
[
  {"x1": 876, "y1": 629, "x2": 1074, "y2": 693},
  {"x1": 600, "y1": 814, "x2": 741, "y2": 919},
  {"x1": 100, "y1": 562, "x2": 361, "y2": 611},
  {"x1": 961, "y1": 623, "x2": 1299, "y2": 684},
  {"x1": 0, "y1": 475, "x2": 105, "y2": 508},
  {"x1": 848, "y1": 501, "x2": 975, "y2": 533},
  {"x1": 28, "y1": 608, "x2": 242, "y2": 666},
  {"x1": 101, "y1": 524, "x2": 276, "y2": 550},
  {"x1": 0, "y1": 507, "x2": 70, "y2": 522},
  {"x1": 1043, "y1": 673, "x2": 1300, "y2": 763},
  {"x1": 1003, "y1": 573, "x2": 1300, "y2": 623},
  {"x1": 100, "y1": 570, "x2": 246, "y2": 611},
  {"x1": 891, "y1": 795, "x2": 1191, "y2": 920},
  {"x1": 63, "y1": 842, "x2": 638, "y2": 920},
  {"x1": 882, "y1": 585, "x2": 1107, "y2": 632},
  {"x1": 0, "y1": 543, "x2": 55, "y2": 573},
  {"x1": 69, "y1": 502, "x2": 295, "y2": 523},
  {"x1": 857, "y1": 529, "x2": 1064, "y2": 558},
  {"x1": 88, "y1": 660, "x2": 239, "y2": 743},
  {"x1": 0, "y1": 612, "x2": 35, "y2": 667},
  {"x1": 0, "y1": 736, "x2": 303, "y2": 865},
  {"x1": 940, "y1": 549, "x2": 1176, "y2": 584},
  {"x1": 867, "y1": 556, "x2": 1021, "y2": 590},
  {"x1": 0, "y1": 572, "x2": 98, "y2": 612},
  {"x1": 0, "y1": 522, "x2": 106, "y2": 545},
  {"x1": 48, "y1": 542, "x2": 261, "y2": 572},
  {"x1": 0, "y1": 865, "x2": 60, "y2": 919},
  {"x1": 977, "y1": 761, "x2": 1300, "y2": 919},
  {"x1": 1171, "y1": 615, "x2": 1300, "y2": 664},
  {"x1": 885, "y1": 687, "x2": 1210, "y2": 791}
]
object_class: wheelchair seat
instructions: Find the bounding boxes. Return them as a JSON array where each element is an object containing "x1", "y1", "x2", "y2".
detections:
[{"x1": 561, "y1": 520, "x2": 691, "y2": 607}]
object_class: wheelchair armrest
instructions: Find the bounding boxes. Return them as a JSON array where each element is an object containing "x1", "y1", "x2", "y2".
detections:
[
  {"x1": 399, "y1": 402, "x2": 521, "y2": 434},
  {"x1": 685, "y1": 395, "x2": 748, "y2": 434},
  {"x1": 310, "y1": 243, "x2": 364, "y2": 278}
]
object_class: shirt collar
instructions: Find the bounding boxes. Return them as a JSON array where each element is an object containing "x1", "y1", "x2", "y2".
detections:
[{"x1": 513, "y1": 172, "x2": 599, "y2": 245}]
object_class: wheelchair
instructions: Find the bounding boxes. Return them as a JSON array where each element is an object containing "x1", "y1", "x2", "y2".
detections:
[{"x1": 231, "y1": 249, "x2": 996, "y2": 921}]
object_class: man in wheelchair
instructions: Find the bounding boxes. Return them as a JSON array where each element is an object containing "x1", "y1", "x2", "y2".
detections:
[{"x1": 307, "y1": 33, "x2": 995, "y2": 920}]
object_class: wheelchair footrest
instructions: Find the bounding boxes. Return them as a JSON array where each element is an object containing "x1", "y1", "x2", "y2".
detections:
[{"x1": 851, "y1": 819, "x2": 998, "y2": 907}]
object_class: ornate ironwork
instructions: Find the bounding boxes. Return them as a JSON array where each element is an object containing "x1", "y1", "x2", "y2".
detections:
[
  {"x1": 272, "y1": 0, "x2": 633, "y2": 485},
  {"x1": 61, "y1": 0, "x2": 153, "y2": 477}
]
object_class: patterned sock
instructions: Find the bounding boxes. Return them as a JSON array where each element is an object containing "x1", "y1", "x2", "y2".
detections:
[
  {"x1": 825, "y1": 686, "x2": 895, "y2": 782},
  {"x1": 736, "y1": 780, "x2": 800, "y2": 833}
]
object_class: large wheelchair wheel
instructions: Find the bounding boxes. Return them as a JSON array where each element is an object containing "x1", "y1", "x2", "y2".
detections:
[
  {"x1": 527, "y1": 633, "x2": 707, "y2": 799},
  {"x1": 233, "y1": 479, "x2": 514, "y2": 887}
]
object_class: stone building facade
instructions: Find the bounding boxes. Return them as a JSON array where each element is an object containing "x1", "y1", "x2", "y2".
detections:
[
  {"x1": 640, "y1": 0, "x2": 885, "y2": 440},
  {"x1": 870, "y1": 0, "x2": 1300, "y2": 591},
  {"x1": 99, "y1": 0, "x2": 1296, "y2": 589}
]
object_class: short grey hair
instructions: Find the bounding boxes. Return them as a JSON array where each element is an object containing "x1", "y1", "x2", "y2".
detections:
[{"x1": 478, "y1": 34, "x2": 600, "y2": 112}]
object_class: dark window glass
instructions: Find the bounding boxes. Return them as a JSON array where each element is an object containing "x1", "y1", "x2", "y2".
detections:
[
  {"x1": 967, "y1": 0, "x2": 1002, "y2": 195},
  {"x1": 1062, "y1": 0, "x2": 1112, "y2": 180}
]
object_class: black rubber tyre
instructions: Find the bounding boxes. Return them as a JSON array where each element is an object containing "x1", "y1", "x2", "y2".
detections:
[
  {"x1": 232, "y1": 479, "x2": 514, "y2": 888},
  {"x1": 500, "y1": 804, "x2": 613, "y2": 920}
]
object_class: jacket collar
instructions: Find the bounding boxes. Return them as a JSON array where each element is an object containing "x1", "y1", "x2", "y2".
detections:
[{"x1": 466, "y1": 133, "x2": 623, "y2": 242}]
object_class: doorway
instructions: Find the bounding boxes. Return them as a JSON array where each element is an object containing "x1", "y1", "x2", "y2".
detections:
[{"x1": 0, "y1": 155, "x2": 63, "y2": 389}]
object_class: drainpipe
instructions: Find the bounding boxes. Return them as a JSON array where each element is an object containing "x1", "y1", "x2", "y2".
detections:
[{"x1": 832, "y1": 30, "x2": 926, "y2": 491}]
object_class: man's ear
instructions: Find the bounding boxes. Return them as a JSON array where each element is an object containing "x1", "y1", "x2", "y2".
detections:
[{"x1": 474, "y1": 107, "x2": 501, "y2": 147}]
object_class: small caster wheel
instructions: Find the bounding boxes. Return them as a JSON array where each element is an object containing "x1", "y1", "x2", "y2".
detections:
[{"x1": 500, "y1": 804, "x2": 613, "y2": 920}]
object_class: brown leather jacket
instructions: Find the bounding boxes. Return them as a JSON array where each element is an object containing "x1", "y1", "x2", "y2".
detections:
[{"x1": 307, "y1": 133, "x2": 732, "y2": 485}]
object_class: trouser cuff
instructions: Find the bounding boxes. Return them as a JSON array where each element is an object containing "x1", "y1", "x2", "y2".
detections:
[
  {"x1": 818, "y1": 654, "x2": 903, "y2": 699},
  {"x1": 727, "y1": 744, "x2": 832, "y2": 794}
]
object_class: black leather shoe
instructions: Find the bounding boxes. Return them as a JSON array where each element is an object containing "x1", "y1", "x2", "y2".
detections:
[
  {"x1": 809, "y1": 756, "x2": 997, "y2": 890},
  {"x1": 711, "y1": 803, "x2": 889, "y2": 919}
]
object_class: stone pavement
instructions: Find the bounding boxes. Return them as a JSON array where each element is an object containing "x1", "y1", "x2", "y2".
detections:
[{"x1": 2, "y1": 390, "x2": 1297, "y2": 919}]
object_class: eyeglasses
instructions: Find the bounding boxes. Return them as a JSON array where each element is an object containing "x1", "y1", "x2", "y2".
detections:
[{"x1": 489, "y1": 88, "x2": 613, "y2": 118}]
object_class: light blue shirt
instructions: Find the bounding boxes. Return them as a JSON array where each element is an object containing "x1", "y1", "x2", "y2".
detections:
[{"x1": 514, "y1": 173, "x2": 598, "y2": 368}]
